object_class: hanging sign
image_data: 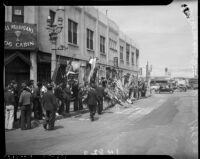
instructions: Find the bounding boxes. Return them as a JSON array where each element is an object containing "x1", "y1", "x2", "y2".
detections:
[{"x1": 4, "y1": 22, "x2": 37, "y2": 50}]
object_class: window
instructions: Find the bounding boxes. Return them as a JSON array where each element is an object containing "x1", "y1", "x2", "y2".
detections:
[
  {"x1": 49, "y1": 10, "x2": 56, "y2": 26},
  {"x1": 12, "y1": 6, "x2": 24, "y2": 23},
  {"x1": 68, "y1": 19, "x2": 78, "y2": 45},
  {"x1": 126, "y1": 43, "x2": 130, "y2": 64},
  {"x1": 87, "y1": 29, "x2": 93, "y2": 50},
  {"x1": 109, "y1": 39, "x2": 117, "y2": 50},
  {"x1": 132, "y1": 52, "x2": 134, "y2": 65},
  {"x1": 100, "y1": 36, "x2": 105, "y2": 53},
  {"x1": 120, "y1": 46, "x2": 123, "y2": 63}
]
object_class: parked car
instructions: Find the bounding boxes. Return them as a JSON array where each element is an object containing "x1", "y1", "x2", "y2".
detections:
[
  {"x1": 150, "y1": 83, "x2": 160, "y2": 93},
  {"x1": 159, "y1": 84, "x2": 174, "y2": 94},
  {"x1": 178, "y1": 84, "x2": 187, "y2": 92}
]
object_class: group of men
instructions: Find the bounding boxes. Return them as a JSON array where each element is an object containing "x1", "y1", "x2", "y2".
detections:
[
  {"x1": 129, "y1": 80, "x2": 147, "y2": 100},
  {"x1": 4, "y1": 79, "x2": 107, "y2": 131}
]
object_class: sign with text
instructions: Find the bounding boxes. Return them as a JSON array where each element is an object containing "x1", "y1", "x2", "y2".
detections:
[{"x1": 4, "y1": 22, "x2": 37, "y2": 50}]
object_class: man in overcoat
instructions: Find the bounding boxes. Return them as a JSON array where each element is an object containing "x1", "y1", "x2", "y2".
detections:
[
  {"x1": 96, "y1": 83, "x2": 106, "y2": 115},
  {"x1": 85, "y1": 83, "x2": 99, "y2": 121},
  {"x1": 42, "y1": 83, "x2": 58, "y2": 130}
]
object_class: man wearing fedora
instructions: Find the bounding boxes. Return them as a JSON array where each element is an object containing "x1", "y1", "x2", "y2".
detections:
[{"x1": 42, "y1": 83, "x2": 58, "y2": 130}]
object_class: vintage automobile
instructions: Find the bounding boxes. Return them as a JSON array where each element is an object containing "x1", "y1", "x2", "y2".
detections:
[
  {"x1": 158, "y1": 84, "x2": 174, "y2": 94},
  {"x1": 150, "y1": 83, "x2": 160, "y2": 93},
  {"x1": 178, "y1": 84, "x2": 187, "y2": 92}
]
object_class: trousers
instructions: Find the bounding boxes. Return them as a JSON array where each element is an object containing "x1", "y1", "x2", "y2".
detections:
[
  {"x1": 5, "y1": 105, "x2": 14, "y2": 130},
  {"x1": 88, "y1": 104, "x2": 96, "y2": 120},
  {"x1": 20, "y1": 105, "x2": 32, "y2": 130},
  {"x1": 43, "y1": 110, "x2": 56, "y2": 130},
  {"x1": 97, "y1": 98, "x2": 103, "y2": 114}
]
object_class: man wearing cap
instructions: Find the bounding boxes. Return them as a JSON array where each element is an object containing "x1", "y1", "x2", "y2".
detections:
[
  {"x1": 42, "y1": 83, "x2": 58, "y2": 130},
  {"x1": 4, "y1": 85, "x2": 15, "y2": 130},
  {"x1": 10, "y1": 80, "x2": 19, "y2": 123},
  {"x1": 85, "y1": 82, "x2": 99, "y2": 121},
  {"x1": 96, "y1": 83, "x2": 106, "y2": 115},
  {"x1": 18, "y1": 82, "x2": 33, "y2": 130}
]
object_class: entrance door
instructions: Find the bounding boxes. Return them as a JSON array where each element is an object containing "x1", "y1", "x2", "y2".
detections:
[{"x1": 5, "y1": 57, "x2": 30, "y2": 86}]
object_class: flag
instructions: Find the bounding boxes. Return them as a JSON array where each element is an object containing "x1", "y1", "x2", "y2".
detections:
[{"x1": 88, "y1": 58, "x2": 97, "y2": 83}]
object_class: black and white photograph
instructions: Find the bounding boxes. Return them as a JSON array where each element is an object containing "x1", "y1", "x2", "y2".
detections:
[{"x1": 4, "y1": 0, "x2": 198, "y2": 158}]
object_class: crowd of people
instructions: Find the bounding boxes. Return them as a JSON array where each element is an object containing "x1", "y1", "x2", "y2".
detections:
[
  {"x1": 4, "y1": 78, "x2": 108, "y2": 131},
  {"x1": 4, "y1": 76, "x2": 148, "y2": 131}
]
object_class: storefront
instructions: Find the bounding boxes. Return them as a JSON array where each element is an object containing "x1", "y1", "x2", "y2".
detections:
[
  {"x1": 4, "y1": 22, "x2": 37, "y2": 87},
  {"x1": 37, "y1": 52, "x2": 51, "y2": 82}
]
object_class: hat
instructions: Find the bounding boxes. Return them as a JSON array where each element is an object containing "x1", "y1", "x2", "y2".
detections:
[
  {"x1": 11, "y1": 80, "x2": 17, "y2": 84},
  {"x1": 37, "y1": 81, "x2": 42, "y2": 87},
  {"x1": 21, "y1": 82, "x2": 27, "y2": 88},
  {"x1": 47, "y1": 83, "x2": 53, "y2": 90}
]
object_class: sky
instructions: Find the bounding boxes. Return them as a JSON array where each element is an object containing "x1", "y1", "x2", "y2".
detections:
[{"x1": 94, "y1": 0, "x2": 198, "y2": 78}]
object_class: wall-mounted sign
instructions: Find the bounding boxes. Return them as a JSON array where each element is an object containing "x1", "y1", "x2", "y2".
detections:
[{"x1": 4, "y1": 22, "x2": 37, "y2": 50}]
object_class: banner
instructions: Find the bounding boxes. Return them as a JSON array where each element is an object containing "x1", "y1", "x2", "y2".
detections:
[{"x1": 4, "y1": 22, "x2": 37, "y2": 50}]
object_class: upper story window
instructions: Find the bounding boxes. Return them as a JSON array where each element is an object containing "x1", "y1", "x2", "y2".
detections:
[
  {"x1": 109, "y1": 38, "x2": 117, "y2": 50},
  {"x1": 100, "y1": 36, "x2": 105, "y2": 54},
  {"x1": 126, "y1": 43, "x2": 130, "y2": 65},
  {"x1": 12, "y1": 6, "x2": 24, "y2": 23},
  {"x1": 87, "y1": 28, "x2": 93, "y2": 50},
  {"x1": 120, "y1": 46, "x2": 123, "y2": 63},
  {"x1": 131, "y1": 52, "x2": 135, "y2": 66},
  {"x1": 49, "y1": 10, "x2": 56, "y2": 26},
  {"x1": 68, "y1": 19, "x2": 78, "y2": 45}
]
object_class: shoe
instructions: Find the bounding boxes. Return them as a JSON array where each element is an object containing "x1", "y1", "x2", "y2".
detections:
[
  {"x1": 43, "y1": 124, "x2": 47, "y2": 130},
  {"x1": 91, "y1": 117, "x2": 94, "y2": 121}
]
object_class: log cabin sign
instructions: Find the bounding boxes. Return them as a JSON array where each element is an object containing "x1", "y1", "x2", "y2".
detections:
[{"x1": 4, "y1": 22, "x2": 37, "y2": 50}]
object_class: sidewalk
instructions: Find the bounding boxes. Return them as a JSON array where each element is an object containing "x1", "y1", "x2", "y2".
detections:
[
  {"x1": 12, "y1": 95, "x2": 152, "y2": 130},
  {"x1": 13, "y1": 101, "x2": 114, "y2": 129}
]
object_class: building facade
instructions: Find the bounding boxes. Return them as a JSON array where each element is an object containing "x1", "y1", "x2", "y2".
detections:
[{"x1": 4, "y1": 6, "x2": 140, "y2": 87}]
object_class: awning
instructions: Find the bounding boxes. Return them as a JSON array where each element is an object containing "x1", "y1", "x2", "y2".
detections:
[{"x1": 4, "y1": 51, "x2": 32, "y2": 66}]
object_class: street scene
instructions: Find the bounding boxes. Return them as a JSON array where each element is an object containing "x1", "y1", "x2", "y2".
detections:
[
  {"x1": 4, "y1": 1, "x2": 198, "y2": 158},
  {"x1": 6, "y1": 90, "x2": 198, "y2": 157}
]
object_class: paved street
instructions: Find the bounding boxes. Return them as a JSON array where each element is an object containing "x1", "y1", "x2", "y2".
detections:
[{"x1": 5, "y1": 90, "x2": 198, "y2": 158}]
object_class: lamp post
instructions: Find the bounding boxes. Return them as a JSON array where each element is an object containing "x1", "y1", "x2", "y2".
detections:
[{"x1": 46, "y1": 15, "x2": 67, "y2": 78}]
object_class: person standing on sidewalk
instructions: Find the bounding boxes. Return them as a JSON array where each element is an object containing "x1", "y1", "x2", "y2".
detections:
[
  {"x1": 4, "y1": 85, "x2": 15, "y2": 130},
  {"x1": 85, "y1": 82, "x2": 99, "y2": 121},
  {"x1": 78, "y1": 83, "x2": 84, "y2": 110},
  {"x1": 63, "y1": 83, "x2": 71, "y2": 113},
  {"x1": 42, "y1": 83, "x2": 58, "y2": 130},
  {"x1": 33, "y1": 82, "x2": 43, "y2": 120},
  {"x1": 96, "y1": 83, "x2": 106, "y2": 115},
  {"x1": 72, "y1": 80, "x2": 79, "y2": 111},
  {"x1": 18, "y1": 83, "x2": 33, "y2": 130}
]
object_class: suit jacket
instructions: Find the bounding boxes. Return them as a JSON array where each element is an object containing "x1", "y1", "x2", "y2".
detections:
[
  {"x1": 4, "y1": 90, "x2": 15, "y2": 106},
  {"x1": 96, "y1": 86, "x2": 105, "y2": 99},
  {"x1": 72, "y1": 84, "x2": 79, "y2": 98},
  {"x1": 42, "y1": 90, "x2": 57, "y2": 111},
  {"x1": 86, "y1": 87, "x2": 99, "y2": 106},
  {"x1": 63, "y1": 87, "x2": 71, "y2": 100},
  {"x1": 19, "y1": 89, "x2": 32, "y2": 106}
]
